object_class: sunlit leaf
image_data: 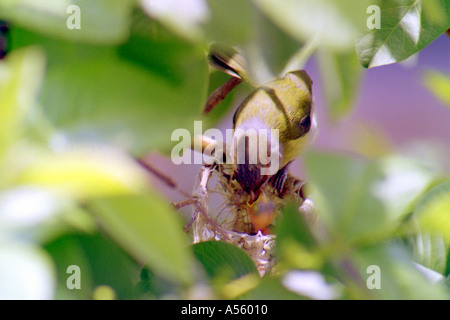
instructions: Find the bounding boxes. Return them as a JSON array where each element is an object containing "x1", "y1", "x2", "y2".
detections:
[
  {"x1": 241, "y1": 9, "x2": 301, "y2": 84},
  {"x1": 276, "y1": 203, "x2": 316, "y2": 249},
  {"x1": 422, "y1": 0, "x2": 448, "y2": 25},
  {"x1": 415, "y1": 180, "x2": 450, "y2": 243},
  {"x1": 0, "y1": 47, "x2": 45, "y2": 157},
  {"x1": 411, "y1": 233, "x2": 447, "y2": 275}
]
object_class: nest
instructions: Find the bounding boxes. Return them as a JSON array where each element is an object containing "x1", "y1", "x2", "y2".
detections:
[{"x1": 189, "y1": 163, "x2": 314, "y2": 277}]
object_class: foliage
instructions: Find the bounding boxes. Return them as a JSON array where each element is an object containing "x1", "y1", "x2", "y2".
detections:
[{"x1": 0, "y1": 0, "x2": 449, "y2": 299}]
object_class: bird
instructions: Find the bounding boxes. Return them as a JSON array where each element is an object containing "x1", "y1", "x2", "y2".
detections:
[
  {"x1": 204, "y1": 45, "x2": 317, "y2": 233},
  {"x1": 231, "y1": 69, "x2": 315, "y2": 203}
]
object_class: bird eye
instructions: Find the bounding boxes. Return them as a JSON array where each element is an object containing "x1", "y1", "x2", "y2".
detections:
[{"x1": 299, "y1": 115, "x2": 311, "y2": 130}]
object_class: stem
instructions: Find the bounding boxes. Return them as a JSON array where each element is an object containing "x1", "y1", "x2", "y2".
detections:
[
  {"x1": 282, "y1": 37, "x2": 320, "y2": 74},
  {"x1": 203, "y1": 76, "x2": 242, "y2": 115}
]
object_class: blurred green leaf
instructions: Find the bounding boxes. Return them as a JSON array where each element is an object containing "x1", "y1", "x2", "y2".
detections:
[
  {"x1": 276, "y1": 203, "x2": 316, "y2": 249},
  {"x1": 15, "y1": 145, "x2": 150, "y2": 199},
  {"x1": 447, "y1": 249, "x2": 450, "y2": 276},
  {"x1": 192, "y1": 241, "x2": 258, "y2": 280},
  {"x1": 355, "y1": 243, "x2": 448, "y2": 299},
  {"x1": 135, "y1": 265, "x2": 180, "y2": 299},
  {"x1": 275, "y1": 203, "x2": 322, "y2": 270},
  {"x1": 253, "y1": 0, "x2": 371, "y2": 51},
  {"x1": 0, "y1": 46, "x2": 45, "y2": 157},
  {"x1": 240, "y1": 9, "x2": 302, "y2": 83},
  {"x1": 246, "y1": 276, "x2": 306, "y2": 300},
  {"x1": 90, "y1": 194, "x2": 194, "y2": 286},
  {"x1": 423, "y1": 70, "x2": 450, "y2": 108},
  {"x1": 304, "y1": 152, "x2": 436, "y2": 243},
  {"x1": 317, "y1": 48, "x2": 364, "y2": 119},
  {"x1": 356, "y1": 0, "x2": 450, "y2": 68},
  {"x1": 203, "y1": 0, "x2": 254, "y2": 46},
  {"x1": 0, "y1": 0, "x2": 132, "y2": 44},
  {"x1": 140, "y1": 0, "x2": 255, "y2": 45},
  {"x1": 45, "y1": 233, "x2": 140, "y2": 299},
  {"x1": 42, "y1": 50, "x2": 208, "y2": 154},
  {"x1": 414, "y1": 180, "x2": 450, "y2": 244},
  {"x1": 10, "y1": 26, "x2": 209, "y2": 155},
  {"x1": 422, "y1": 0, "x2": 448, "y2": 25},
  {"x1": 412, "y1": 233, "x2": 447, "y2": 275}
]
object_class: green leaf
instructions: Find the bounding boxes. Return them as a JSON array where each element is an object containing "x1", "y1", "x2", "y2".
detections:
[
  {"x1": 44, "y1": 54, "x2": 207, "y2": 154},
  {"x1": 192, "y1": 241, "x2": 258, "y2": 280},
  {"x1": 414, "y1": 180, "x2": 450, "y2": 244},
  {"x1": 410, "y1": 231, "x2": 447, "y2": 275},
  {"x1": 304, "y1": 152, "x2": 435, "y2": 243},
  {"x1": 246, "y1": 277, "x2": 306, "y2": 300},
  {"x1": 140, "y1": 0, "x2": 255, "y2": 45},
  {"x1": 45, "y1": 233, "x2": 140, "y2": 300},
  {"x1": 253, "y1": 0, "x2": 371, "y2": 51},
  {"x1": 15, "y1": 145, "x2": 150, "y2": 199},
  {"x1": 422, "y1": 70, "x2": 450, "y2": 108},
  {"x1": 9, "y1": 25, "x2": 210, "y2": 154},
  {"x1": 140, "y1": 0, "x2": 210, "y2": 42},
  {"x1": 356, "y1": 0, "x2": 450, "y2": 68},
  {"x1": 445, "y1": 274, "x2": 450, "y2": 290},
  {"x1": 90, "y1": 194, "x2": 194, "y2": 286},
  {"x1": 0, "y1": 0, "x2": 132, "y2": 44},
  {"x1": 240, "y1": 9, "x2": 303, "y2": 83},
  {"x1": 0, "y1": 46, "x2": 45, "y2": 157},
  {"x1": 354, "y1": 243, "x2": 448, "y2": 299},
  {"x1": 316, "y1": 48, "x2": 364, "y2": 119},
  {"x1": 276, "y1": 203, "x2": 316, "y2": 249},
  {"x1": 422, "y1": 0, "x2": 449, "y2": 25},
  {"x1": 274, "y1": 203, "x2": 322, "y2": 270},
  {"x1": 203, "y1": 0, "x2": 255, "y2": 45}
]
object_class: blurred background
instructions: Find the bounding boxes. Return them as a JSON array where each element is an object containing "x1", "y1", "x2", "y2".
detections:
[{"x1": 0, "y1": 0, "x2": 449, "y2": 300}]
